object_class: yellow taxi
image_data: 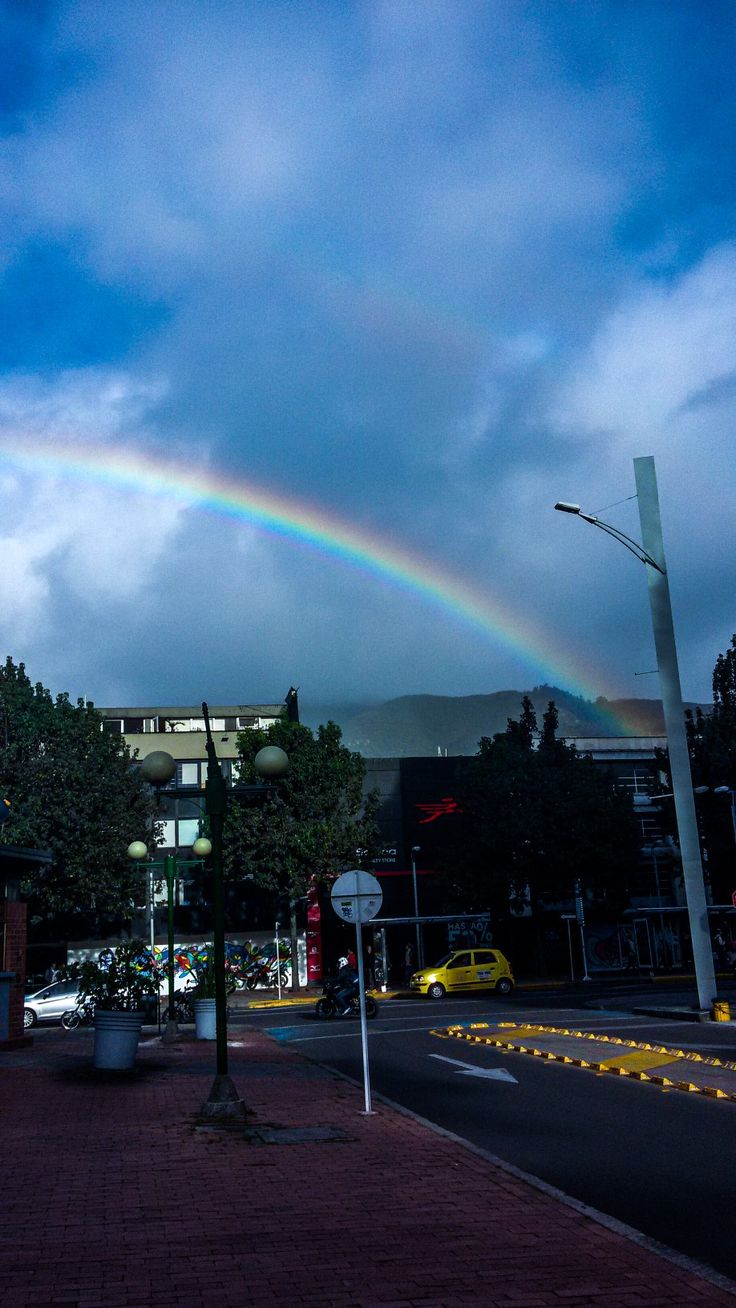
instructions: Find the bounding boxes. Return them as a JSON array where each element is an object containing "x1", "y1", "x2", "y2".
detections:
[{"x1": 410, "y1": 948, "x2": 514, "y2": 999}]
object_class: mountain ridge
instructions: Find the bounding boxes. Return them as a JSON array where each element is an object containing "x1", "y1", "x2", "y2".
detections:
[{"x1": 300, "y1": 686, "x2": 708, "y2": 757}]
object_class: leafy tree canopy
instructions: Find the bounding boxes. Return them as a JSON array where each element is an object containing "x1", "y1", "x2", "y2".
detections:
[
  {"x1": 438, "y1": 696, "x2": 639, "y2": 914},
  {"x1": 0, "y1": 657, "x2": 156, "y2": 935},
  {"x1": 222, "y1": 717, "x2": 380, "y2": 906},
  {"x1": 670, "y1": 633, "x2": 736, "y2": 902}
]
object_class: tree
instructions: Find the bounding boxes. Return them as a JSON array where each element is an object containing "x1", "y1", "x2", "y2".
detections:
[
  {"x1": 438, "y1": 697, "x2": 639, "y2": 965},
  {"x1": 222, "y1": 718, "x2": 379, "y2": 987},
  {"x1": 677, "y1": 634, "x2": 736, "y2": 903},
  {"x1": 0, "y1": 657, "x2": 156, "y2": 937}
]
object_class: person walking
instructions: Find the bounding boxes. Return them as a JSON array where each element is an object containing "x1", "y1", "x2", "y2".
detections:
[{"x1": 404, "y1": 942, "x2": 415, "y2": 986}]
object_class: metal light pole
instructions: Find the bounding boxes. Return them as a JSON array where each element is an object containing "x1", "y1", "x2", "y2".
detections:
[
  {"x1": 199, "y1": 702, "x2": 288, "y2": 1122},
  {"x1": 555, "y1": 455, "x2": 718, "y2": 1012},
  {"x1": 127, "y1": 840, "x2": 208, "y2": 1040},
  {"x1": 410, "y1": 845, "x2": 423, "y2": 967}
]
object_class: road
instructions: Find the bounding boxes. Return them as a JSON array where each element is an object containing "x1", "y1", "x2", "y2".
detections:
[{"x1": 241, "y1": 989, "x2": 736, "y2": 1281}]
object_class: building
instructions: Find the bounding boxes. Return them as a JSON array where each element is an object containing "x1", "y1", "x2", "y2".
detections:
[
  {"x1": 97, "y1": 691, "x2": 298, "y2": 851},
  {"x1": 93, "y1": 693, "x2": 298, "y2": 940}
]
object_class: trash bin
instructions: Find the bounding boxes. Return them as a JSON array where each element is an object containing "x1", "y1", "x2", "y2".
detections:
[{"x1": 711, "y1": 999, "x2": 731, "y2": 1022}]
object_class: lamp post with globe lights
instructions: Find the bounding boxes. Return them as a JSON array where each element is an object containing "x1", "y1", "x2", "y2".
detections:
[
  {"x1": 128, "y1": 749, "x2": 211, "y2": 1040},
  {"x1": 199, "y1": 702, "x2": 289, "y2": 1122},
  {"x1": 127, "y1": 840, "x2": 210, "y2": 1042}
]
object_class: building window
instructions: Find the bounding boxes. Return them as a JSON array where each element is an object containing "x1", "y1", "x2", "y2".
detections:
[
  {"x1": 102, "y1": 719, "x2": 123, "y2": 734},
  {"x1": 178, "y1": 818, "x2": 201, "y2": 847},
  {"x1": 179, "y1": 762, "x2": 199, "y2": 788}
]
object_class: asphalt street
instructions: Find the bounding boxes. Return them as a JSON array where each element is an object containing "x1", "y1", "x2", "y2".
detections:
[{"x1": 241, "y1": 990, "x2": 736, "y2": 1282}]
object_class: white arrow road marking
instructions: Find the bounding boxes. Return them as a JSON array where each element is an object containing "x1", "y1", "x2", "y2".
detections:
[{"x1": 429, "y1": 1053, "x2": 518, "y2": 1082}]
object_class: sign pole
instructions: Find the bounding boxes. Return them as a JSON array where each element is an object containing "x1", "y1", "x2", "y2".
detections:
[
  {"x1": 275, "y1": 922, "x2": 282, "y2": 1001},
  {"x1": 354, "y1": 925, "x2": 372, "y2": 1114},
  {"x1": 330, "y1": 869, "x2": 383, "y2": 1118}
]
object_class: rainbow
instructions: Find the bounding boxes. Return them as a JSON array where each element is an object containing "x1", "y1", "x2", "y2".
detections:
[{"x1": 0, "y1": 439, "x2": 635, "y2": 732}]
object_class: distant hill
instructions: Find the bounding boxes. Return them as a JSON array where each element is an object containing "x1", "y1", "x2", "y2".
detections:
[{"x1": 300, "y1": 686, "x2": 709, "y2": 757}]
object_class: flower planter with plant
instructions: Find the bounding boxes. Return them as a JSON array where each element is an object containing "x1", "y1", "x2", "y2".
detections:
[
  {"x1": 68, "y1": 939, "x2": 159, "y2": 1069},
  {"x1": 183, "y1": 947, "x2": 236, "y2": 1040}
]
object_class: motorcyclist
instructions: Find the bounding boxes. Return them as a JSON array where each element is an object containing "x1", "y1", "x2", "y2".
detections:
[{"x1": 335, "y1": 955, "x2": 359, "y2": 1014}]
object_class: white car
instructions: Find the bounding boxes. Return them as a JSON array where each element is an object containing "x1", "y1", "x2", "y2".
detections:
[{"x1": 24, "y1": 979, "x2": 82, "y2": 1028}]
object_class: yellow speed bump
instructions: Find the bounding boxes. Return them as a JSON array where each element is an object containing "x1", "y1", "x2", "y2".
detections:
[{"x1": 434, "y1": 1024, "x2": 736, "y2": 1103}]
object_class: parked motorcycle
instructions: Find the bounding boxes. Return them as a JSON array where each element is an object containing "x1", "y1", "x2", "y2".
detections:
[
  {"x1": 315, "y1": 977, "x2": 378, "y2": 1019},
  {"x1": 244, "y1": 959, "x2": 289, "y2": 990}
]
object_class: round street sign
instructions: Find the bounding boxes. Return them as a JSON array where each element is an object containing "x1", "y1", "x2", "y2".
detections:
[{"x1": 331, "y1": 869, "x2": 383, "y2": 924}]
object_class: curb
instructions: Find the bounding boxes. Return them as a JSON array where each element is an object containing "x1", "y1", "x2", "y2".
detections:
[{"x1": 298, "y1": 1041, "x2": 736, "y2": 1301}]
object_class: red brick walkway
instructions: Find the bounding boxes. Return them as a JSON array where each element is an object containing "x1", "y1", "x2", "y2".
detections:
[{"x1": 2, "y1": 1026, "x2": 734, "y2": 1307}]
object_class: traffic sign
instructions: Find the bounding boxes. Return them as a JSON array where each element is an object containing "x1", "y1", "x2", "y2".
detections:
[
  {"x1": 330, "y1": 870, "x2": 383, "y2": 1116},
  {"x1": 331, "y1": 870, "x2": 383, "y2": 924}
]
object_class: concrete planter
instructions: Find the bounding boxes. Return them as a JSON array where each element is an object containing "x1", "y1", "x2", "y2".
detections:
[
  {"x1": 93, "y1": 1009, "x2": 144, "y2": 1069},
  {"x1": 194, "y1": 998, "x2": 217, "y2": 1040}
]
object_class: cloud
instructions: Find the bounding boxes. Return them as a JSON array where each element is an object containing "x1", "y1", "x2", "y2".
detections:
[
  {"x1": 553, "y1": 244, "x2": 736, "y2": 445},
  {"x1": 1, "y1": 3, "x2": 734, "y2": 710},
  {"x1": 0, "y1": 371, "x2": 191, "y2": 636}
]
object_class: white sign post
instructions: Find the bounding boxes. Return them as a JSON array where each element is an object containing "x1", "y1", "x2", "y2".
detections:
[{"x1": 331, "y1": 869, "x2": 383, "y2": 1114}]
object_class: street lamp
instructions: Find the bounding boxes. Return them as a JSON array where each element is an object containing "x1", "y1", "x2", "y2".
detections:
[
  {"x1": 129, "y1": 750, "x2": 209, "y2": 1040},
  {"x1": 199, "y1": 701, "x2": 289, "y2": 1123},
  {"x1": 410, "y1": 846, "x2": 423, "y2": 967},
  {"x1": 555, "y1": 455, "x2": 717, "y2": 1012},
  {"x1": 127, "y1": 836, "x2": 208, "y2": 1041}
]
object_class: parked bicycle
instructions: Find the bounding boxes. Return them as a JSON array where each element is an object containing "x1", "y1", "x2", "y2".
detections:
[{"x1": 61, "y1": 1001, "x2": 95, "y2": 1030}]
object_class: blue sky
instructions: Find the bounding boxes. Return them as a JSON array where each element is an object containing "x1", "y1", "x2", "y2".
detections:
[{"x1": 1, "y1": 0, "x2": 735, "y2": 713}]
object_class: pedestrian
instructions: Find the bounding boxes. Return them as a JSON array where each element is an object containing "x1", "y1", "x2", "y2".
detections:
[
  {"x1": 347, "y1": 947, "x2": 357, "y2": 970},
  {"x1": 404, "y1": 942, "x2": 414, "y2": 985},
  {"x1": 713, "y1": 927, "x2": 727, "y2": 968}
]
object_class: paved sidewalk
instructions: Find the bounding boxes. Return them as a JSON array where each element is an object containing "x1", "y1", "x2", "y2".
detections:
[{"x1": 2, "y1": 1025, "x2": 735, "y2": 1308}]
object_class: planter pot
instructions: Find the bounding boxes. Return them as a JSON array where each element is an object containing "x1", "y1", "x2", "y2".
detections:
[
  {"x1": 93, "y1": 1009, "x2": 144, "y2": 1069},
  {"x1": 194, "y1": 998, "x2": 217, "y2": 1040}
]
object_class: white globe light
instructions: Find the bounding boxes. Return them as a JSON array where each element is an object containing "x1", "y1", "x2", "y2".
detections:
[
  {"x1": 254, "y1": 745, "x2": 289, "y2": 778},
  {"x1": 193, "y1": 837, "x2": 213, "y2": 857},
  {"x1": 140, "y1": 751, "x2": 177, "y2": 785},
  {"x1": 127, "y1": 841, "x2": 148, "y2": 860}
]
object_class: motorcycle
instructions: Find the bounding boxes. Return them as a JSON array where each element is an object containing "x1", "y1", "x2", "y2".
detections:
[
  {"x1": 244, "y1": 959, "x2": 289, "y2": 990},
  {"x1": 315, "y1": 976, "x2": 378, "y2": 1019}
]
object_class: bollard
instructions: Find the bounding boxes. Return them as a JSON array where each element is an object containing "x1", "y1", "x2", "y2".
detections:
[{"x1": 711, "y1": 999, "x2": 731, "y2": 1022}]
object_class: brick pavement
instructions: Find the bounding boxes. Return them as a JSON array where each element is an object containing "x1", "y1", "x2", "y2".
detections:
[{"x1": 2, "y1": 1025, "x2": 735, "y2": 1308}]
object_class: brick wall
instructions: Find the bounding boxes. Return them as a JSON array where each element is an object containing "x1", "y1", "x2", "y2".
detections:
[{"x1": 1, "y1": 899, "x2": 29, "y2": 1046}]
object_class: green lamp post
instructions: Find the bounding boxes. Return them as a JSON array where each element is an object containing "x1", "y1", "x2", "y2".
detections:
[
  {"x1": 199, "y1": 701, "x2": 288, "y2": 1121},
  {"x1": 127, "y1": 839, "x2": 209, "y2": 1040},
  {"x1": 128, "y1": 750, "x2": 209, "y2": 1040}
]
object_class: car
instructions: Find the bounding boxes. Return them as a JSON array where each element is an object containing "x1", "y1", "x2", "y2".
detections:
[
  {"x1": 24, "y1": 978, "x2": 160, "y2": 1028},
  {"x1": 409, "y1": 948, "x2": 514, "y2": 999},
  {"x1": 23, "y1": 978, "x2": 83, "y2": 1028}
]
